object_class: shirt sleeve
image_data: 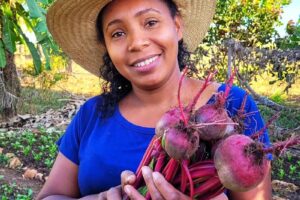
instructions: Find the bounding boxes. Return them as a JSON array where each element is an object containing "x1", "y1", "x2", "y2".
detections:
[
  {"x1": 226, "y1": 86, "x2": 271, "y2": 147},
  {"x1": 242, "y1": 94, "x2": 271, "y2": 147}
]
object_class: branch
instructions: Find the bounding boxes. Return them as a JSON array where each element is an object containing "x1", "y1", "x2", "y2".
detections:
[{"x1": 236, "y1": 72, "x2": 297, "y2": 111}]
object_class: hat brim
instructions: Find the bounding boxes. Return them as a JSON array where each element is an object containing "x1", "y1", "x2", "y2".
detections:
[{"x1": 47, "y1": 0, "x2": 216, "y2": 76}]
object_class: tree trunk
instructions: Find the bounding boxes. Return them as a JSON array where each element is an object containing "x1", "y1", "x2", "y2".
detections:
[{"x1": 0, "y1": 51, "x2": 21, "y2": 121}]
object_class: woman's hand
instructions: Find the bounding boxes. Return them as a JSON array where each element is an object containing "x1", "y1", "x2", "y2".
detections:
[
  {"x1": 122, "y1": 166, "x2": 228, "y2": 200},
  {"x1": 90, "y1": 170, "x2": 137, "y2": 200},
  {"x1": 123, "y1": 166, "x2": 190, "y2": 200},
  {"x1": 95, "y1": 186, "x2": 122, "y2": 200}
]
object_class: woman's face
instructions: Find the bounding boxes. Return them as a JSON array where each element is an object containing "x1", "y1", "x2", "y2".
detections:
[{"x1": 102, "y1": 0, "x2": 183, "y2": 90}]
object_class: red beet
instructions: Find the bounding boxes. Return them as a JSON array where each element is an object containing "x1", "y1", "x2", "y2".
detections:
[
  {"x1": 194, "y1": 70, "x2": 237, "y2": 141},
  {"x1": 162, "y1": 124, "x2": 199, "y2": 160},
  {"x1": 194, "y1": 96, "x2": 235, "y2": 141},
  {"x1": 155, "y1": 107, "x2": 189, "y2": 138},
  {"x1": 156, "y1": 67, "x2": 198, "y2": 161},
  {"x1": 214, "y1": 134, "x2": 300, "y2": 192},
  {"x1": 214, "y1": 134, "x2": 269, "y2": 191}
]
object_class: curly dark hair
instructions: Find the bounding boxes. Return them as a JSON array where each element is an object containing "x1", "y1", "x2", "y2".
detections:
[{"x1": 96, "y1": 0, "x2": 198, "y2": 120}]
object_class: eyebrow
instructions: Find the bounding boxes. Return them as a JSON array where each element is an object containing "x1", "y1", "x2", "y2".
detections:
[{"x1": 106, "y1": 8, "x2": 161, "y2": 31}]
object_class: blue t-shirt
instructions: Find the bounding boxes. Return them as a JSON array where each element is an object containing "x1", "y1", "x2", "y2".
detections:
[{"x1": 57, "y1": 84, "x2": 270, "y2": 196}]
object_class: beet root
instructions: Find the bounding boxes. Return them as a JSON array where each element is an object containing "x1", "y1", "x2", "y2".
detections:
[
  {"x1": 155, "y1": 107, "x2": 189, "y2": 137},
  {"x1": 162, "y1": 125, "x2": 199, "y2": 160},
  {"x1": 194, "y1": 101, "x2": 235, "y2": 141},
  {"x1": 214, "y1": 134, "x2": 269, "y2": 191}
]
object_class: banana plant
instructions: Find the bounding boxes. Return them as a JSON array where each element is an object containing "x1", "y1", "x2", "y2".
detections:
[{"x1": 0, "y1": 0, "x2": 59, "y2": 74}]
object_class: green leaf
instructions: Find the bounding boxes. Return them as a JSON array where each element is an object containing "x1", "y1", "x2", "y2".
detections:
[
  {"x1": 2, "y1": 15, "x2": 17, "y2": 53},
  {"x1": 14, "y1": 22, "x2": 42, "y2": 74},
  {"x1": 26, "y1": 0, "x2": 44, "y2": 18},
  {"x1": 35, "y1": 32, "x2": 47, "y2": 43},
  {"x1": 0, "y1": 41, "x2": 7, "y2": 68},
  {"x1": 38, "y1": 0, "x2": 49, "y2": 5},
  {"x1": 1, "y1": 3, "x2": 13, "y2": 17},
  {"x1": 138, "y1": 186, "x2": 148, "y2": 197},
  {"x1": 35, "y1": 20, "x2": 48, "y2": 33}
]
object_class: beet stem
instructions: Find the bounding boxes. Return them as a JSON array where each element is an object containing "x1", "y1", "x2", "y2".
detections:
[
  {"x1": 251, "y1": 112, "x2": 281, "y2": 140},
  {"x1": 164, "y1": 158, "x2": 179, "y2": 182},
  {"x1": 154, "y1": 151, "x2": 166, "y2": 172},
  {"x1": 240, "y1": 110, "x2": 259, "y2": 118},
  {"x1": 134, "y1": 137, "x2": 160, "y2": 188},
  {"x1": 145, "y1": 192, "x2": 151, "y2": 200},
  {"x1": 224, "y1": 68, "x2": 237, "y2": 101},
  {"x1": 191, "y1": 121, "x2": 238, "y2": 129},
  {"x1": 182, "y1": 160, "x2": 194, "y2": 199},
  {"x1": 174, "y1": 167, "x2": 216, "y2": 184},
  {"x1": 194, "y1": 176, "x2": 222, "y2": 196},
  {"x1": 188, "y1": 160, "x2": 214, "y2": 169},
  {"x1": 178, "y1": 67, "x2": 189, "y2": 126},
  {"x1": 180, "y1": 162, "x2": 187, "y2": 193},
  {"x1": 263, "y1": 136, "x2": 300, "y2": 155},
  {"x1": 187, "y1": 71, "x2": 216, "y2": 111},
  {"x1": 198, "y1": 185, "x2": 225, "y2": 200},
  {"x1": 237, "y1": 92, "x2": 248, "y2": 118}
]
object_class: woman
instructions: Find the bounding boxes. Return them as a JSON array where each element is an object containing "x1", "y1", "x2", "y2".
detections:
[{"x1": 38, "y1": 0, "x2": 272, "y2": 199}]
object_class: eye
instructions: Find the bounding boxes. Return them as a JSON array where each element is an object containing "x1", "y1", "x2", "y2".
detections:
[
  {"x1": 145, "y1": 19, "x2": 158, "y2": 28},
  {"x1": 112, "y1": 31, "x2": 125, "y2": 38}
]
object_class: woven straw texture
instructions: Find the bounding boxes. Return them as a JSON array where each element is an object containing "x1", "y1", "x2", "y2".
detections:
[{"x1": 47, "y1": 0, "x2": 216, "y2": 76}]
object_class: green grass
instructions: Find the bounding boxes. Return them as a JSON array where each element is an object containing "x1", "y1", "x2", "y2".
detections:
[
  {"x1": 17, "y1": 87, "x2": 72, "y2": 115},
  {"x1": 259, "y1": 105, "x2": 300, "y2": 130}
]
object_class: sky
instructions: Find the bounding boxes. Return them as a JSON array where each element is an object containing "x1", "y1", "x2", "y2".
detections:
[{"x1": 276, "y1": 0, "x2": 300, "y2": 37}]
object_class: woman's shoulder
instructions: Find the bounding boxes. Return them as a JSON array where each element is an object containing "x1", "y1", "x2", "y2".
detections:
[
  {"x1": 73, "y1": 95, "x2": 105, "y2": 121},
  {"x1": 78, "y1": 95, "x2": 104, "y2": 112},
  {"x1": 217, "y1": 83, "x2": 247, "y2": 97},
  {"x1": 215, "y1": 83, "x2": 257, "y2": 114}
]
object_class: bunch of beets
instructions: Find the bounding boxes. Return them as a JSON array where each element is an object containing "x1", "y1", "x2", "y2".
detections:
[{"x1": 131, "y1": 68, "x2": 300, "y2": 200}]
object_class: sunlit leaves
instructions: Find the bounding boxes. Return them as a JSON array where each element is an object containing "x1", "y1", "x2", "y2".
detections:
[
  {"x1": 0, "y1": 0, "x2": 62, "y2": 74},
  {"x1": 26, "y1": 0, "x2": 46, "y2": 18},
  {"x1": 14, "y1": 22, "x2": 42, "y2": 74},
  {"x1": 205, "y1": 0, "x2": 291, "y2": 46},
  {"x1": 2, "y1": 15, "x2": 17, "y2": 53}
]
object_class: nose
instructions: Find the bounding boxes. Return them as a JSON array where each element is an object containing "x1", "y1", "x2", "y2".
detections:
[{"x1": 127, "y1": 31, "x2": 150, "y2": 52}]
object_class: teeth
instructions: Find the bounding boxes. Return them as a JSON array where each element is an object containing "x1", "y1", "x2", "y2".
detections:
[{"x1": 134, "y1": 56, "x2": 158, "y2": 67}]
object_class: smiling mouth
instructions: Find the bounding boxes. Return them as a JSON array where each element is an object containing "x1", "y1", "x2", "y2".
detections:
[{"x1": 132, "y1": 55, "x2": 160, "y2": 67}]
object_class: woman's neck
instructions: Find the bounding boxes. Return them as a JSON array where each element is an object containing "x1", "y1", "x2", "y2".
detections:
[{"x1": 128, "y1": 69, "x2": 184, "y2": 109}]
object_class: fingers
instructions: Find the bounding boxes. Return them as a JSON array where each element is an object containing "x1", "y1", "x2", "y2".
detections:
[
  {"x1": 210, "y1": 193, "x2": 228, "y2": 200},
  {"x1": 97, "y1": 191, "x2": 107, "y2": 200},
  {"x1": 141, "y1": 166, "x2": 164, "y2": 200},
  {"x1": 106, "y1": 186, "x2": 122, "y2": 200},
  {"x1": 122, "y1": 167, "x2": 189, "y2": 200},
  {"x1": 123, "y1": 184, "x2": 145, "y2": 200},
  {"x1": 121, "y1": 170, "x2": 136, "y2": 188},
  {"x1": 152, "y1": 172, "x2": 189, "y2": 200}
]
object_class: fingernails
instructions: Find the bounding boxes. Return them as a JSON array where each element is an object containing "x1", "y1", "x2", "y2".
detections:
[
  {"x1": 124, "y1": 185, "x2": 131, "y2": 196},
  {"x1": 126, "y1": 175, "x2": 135, "y2": 183},
  {"x1": 152, "y1": 172, "x2": 160, "y2": 182},
  {"x1": 141, "y1": 166, "x2": 149, "y2": 175}
]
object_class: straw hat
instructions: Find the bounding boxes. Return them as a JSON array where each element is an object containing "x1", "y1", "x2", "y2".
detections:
[{"x1": 47, "y1": 0, "x2": 216, "y2": 76}]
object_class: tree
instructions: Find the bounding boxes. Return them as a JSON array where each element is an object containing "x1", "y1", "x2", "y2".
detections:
[
  {"x1": 276, "y1": 17, "x2": 300, "y2": 49},
  {"x1": 0, "y1": 0, "x2": 59, "y2": 120},
  {"x1": 192, "y1": 0, "x2": 299, "y2": 110},
  {"x1": 204, "y1": 0, "x2": 291, "y2": 46}
]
